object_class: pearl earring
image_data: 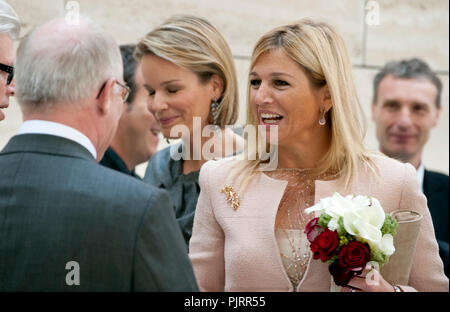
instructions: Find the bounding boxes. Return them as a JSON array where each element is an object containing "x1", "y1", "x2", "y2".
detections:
[{"x1": 319, "y1": 109, "x2": 326, "y2": 126}]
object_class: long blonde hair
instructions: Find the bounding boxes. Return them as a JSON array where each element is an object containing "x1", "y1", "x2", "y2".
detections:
[
  {"x1": 134, "y1": 15, "x2": 238, "y2": 127},
  {"x1": 229, "y1": 19, "x2": 377, "y2": 192}
]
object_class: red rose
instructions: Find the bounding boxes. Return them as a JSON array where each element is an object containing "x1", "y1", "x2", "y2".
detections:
[
  {"x1": 304, "y1": 217, "x2": 324, "y2": 243},
  {"x1": 310, "y1": 229, "x2": 339, "y2": 262},
  {"x1": 329, "y1": 241, "x2": 371, "y2": 286}
]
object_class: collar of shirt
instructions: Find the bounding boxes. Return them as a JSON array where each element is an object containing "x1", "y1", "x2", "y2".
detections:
[
  {"x1": 416, "y1": 162, "x2": 425, "y2": 193},
  {"x1": 100, "y1": 147, "x2": 139, "y2": 179},
  {"x1": 18, "y1": 120, "x2": 97, "y2": 159}
]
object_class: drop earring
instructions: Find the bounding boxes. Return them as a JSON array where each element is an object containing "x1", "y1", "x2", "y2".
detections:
[
  {"x1": 211, "y1": 97, "x2": 222, "y2": 138},
  {"x1": 319, "y1": 109, "x2": 326, "y2": 126},
  {"x1": 166, "y1": 138, "x2": 170, "y2": 144},
  {"x1": 210, "y1": 97, "x2": 220, "y2": 126}
]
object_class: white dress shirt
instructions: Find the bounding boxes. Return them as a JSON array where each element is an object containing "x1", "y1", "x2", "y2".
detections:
[
  {"x1": 417, "y1": 162, "x2": 425, "y2": 193},
  {"x1": 18, "y1": 120, "x2": 97, "y2": 159}
]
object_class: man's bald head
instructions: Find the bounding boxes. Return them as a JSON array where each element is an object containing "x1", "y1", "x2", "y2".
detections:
[
  {"x1": 29, "y1": 17, "x2": 91, "y2": 51},
  {"x1": 15, "y1": 16, "x2": 122, "y2": 113}
]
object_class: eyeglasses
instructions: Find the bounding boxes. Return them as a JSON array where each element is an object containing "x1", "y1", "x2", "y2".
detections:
[
  {"x1": 0, "y1": 63, "x2": 14, "y2": 85},
  {"x1": 96, "y1": 80, "x2": 131, "y2": 103},
  {"x1": 115, "y1": 80, "x2": 131, "y2": 103}
]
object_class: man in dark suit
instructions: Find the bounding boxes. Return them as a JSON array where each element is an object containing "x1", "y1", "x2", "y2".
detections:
[
  {"x1": 100, "y1": 45, "x2": 160, "y2": 178},
  {"x1": 0, "y1": 17, "x2": 198, "y2": 291},
  {"x1": 372, "y1": 58, "x2": 449, "y2": 277}
]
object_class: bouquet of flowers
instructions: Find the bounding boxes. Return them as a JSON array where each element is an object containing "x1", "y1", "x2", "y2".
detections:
[{"x1": 304, "y1": 192, "x2": 398, "y2": 287}]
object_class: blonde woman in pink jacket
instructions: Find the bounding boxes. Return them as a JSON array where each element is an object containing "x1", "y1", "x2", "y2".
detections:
[{"x1": 189, "y1": 19, "x2": 448, "y2": 292}]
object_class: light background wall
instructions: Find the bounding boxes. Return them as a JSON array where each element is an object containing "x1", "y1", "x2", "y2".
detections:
[{"x1": 1, "y1": 0, "x2": 448, "y2": 177}]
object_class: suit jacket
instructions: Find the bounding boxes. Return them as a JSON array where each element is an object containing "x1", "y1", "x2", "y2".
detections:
[
  {"x1": 0, "y1": 134, "x2": 199, "y2": 291},
  {"x1": 423, "y1": 169, "x2": 449, "y2": 277},
  {"x1": 189, "y1": 155, "x2": 448, "y2": 292}
]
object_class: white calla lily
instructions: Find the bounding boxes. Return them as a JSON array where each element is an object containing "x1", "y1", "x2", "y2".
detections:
[
  {"x1": 366, "y1": 198, "x2": 386, "y2": 229},
  {"x1": 343, "y1": 213, "x2": 383, "y2": 242},
  {"x1": 326, "y1": 192, "x2": 354, "y2": 217},
  {"x1": 342, "y1": 199, "x2": 385, "y2": 243}
]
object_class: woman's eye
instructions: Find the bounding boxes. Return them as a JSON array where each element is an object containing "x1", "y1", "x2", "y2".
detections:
[
  {"x1": 250, "y1": 79, "x2": 261, "y2": 87},
  {"x1": 274, "y1": 79, "x2": 289, "y2": 87},
  {"x1": 167, "y1": 89, "x2": 178, "y2": 94},
  {"x1": 144, "y1": 86, "x2": 155, "y2": 96}
]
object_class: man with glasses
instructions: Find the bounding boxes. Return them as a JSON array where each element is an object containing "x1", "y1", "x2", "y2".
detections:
[
  {"x1": 0, "y1": 0, "x2": 20, "y2": 121},
  {"x1": 0, "y1": 17, "x2": 198, "y2": 291}
]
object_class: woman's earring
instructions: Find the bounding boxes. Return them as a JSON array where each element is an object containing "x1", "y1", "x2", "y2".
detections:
[
  {"x1": 319, "y1": 109, "x2": 326, "y2": 126},
  {"x1": 210, "y1": 97, "x2": 220, "y2": 126},
  {"x1": 165, "y1": 138, "x2": 170, "y2": 144},
  {"x1": 210, "y1": 97, "x2": 222, "y2": 138}
]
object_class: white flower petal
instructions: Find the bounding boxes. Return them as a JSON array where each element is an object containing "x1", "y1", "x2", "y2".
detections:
[
  {"x1": 379, "y1": 234, "x2": 395, "y2": 256},
  {"x1": 352, "y1": 218, "x2": 382, "y2": 242},
  {"x1": 351, "y1": 195, "x2": 371, "y2": 208},
  {"x1": 366, "y1": 198, "x2": 385, "y2": 229},
  {"x1": 325, "y1": 193, "x2": 354, "y2": 217},
  {"x1": 304, "y1": 202, "x2": 323, "y2": 214}
]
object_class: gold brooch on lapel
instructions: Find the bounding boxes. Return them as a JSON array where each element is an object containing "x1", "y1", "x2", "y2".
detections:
[{"x1": 220, "y1": 185, "x2": 240, "y2": 210}]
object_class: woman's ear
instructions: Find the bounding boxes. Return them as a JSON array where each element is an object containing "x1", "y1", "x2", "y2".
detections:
[
  {"x1": 209, "y1": 74, "x2": 224, "y2": 100},
  {"x1": 322, "y1": 84, "x2": 333, "y2": 112},
  {"x1": 96, "y1": 78, "x2": 116, "y2": 115}
]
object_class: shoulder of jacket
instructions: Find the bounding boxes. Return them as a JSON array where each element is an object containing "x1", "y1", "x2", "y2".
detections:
[
  {"x1": 367, "y1": 154, "x2": 414, "y2": 177},
  {"x1": 425, "y1": 169, "x2": 449, "y2": 181}
]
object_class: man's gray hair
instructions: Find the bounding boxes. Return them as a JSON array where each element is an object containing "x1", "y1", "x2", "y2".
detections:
[
  {"x1": 373, "y1": 58, "x2": 443, "y2": 108},
  {"x1": 0, "y1": 0, "x2": 20, "y2": 39},
  {"x1": 15, "y1": 17, "x2": 122, "y2": 112}
]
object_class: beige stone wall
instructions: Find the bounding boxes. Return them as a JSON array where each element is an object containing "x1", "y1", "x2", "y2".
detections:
[{"x1": 1, "y1": 0, "x2": 448, "y2": 177}]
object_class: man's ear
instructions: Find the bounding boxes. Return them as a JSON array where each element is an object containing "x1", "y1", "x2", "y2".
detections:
[
  {"x1": 209, "y1": 74, "x2": 224, "y2": 100},
  {"x1": 97, "y1": 78, "x2": 116, "y2": 115}
]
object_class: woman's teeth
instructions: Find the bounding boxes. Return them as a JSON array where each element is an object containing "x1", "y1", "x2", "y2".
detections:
[{"x1": 261, "y1": 113, "x2": 283, "y2": 124}]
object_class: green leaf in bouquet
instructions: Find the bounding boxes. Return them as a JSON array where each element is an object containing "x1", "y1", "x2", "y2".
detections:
[
  {"x1": 337, "y1": 217, "x2": 347, "y2": 236},
  {"x1": 318, "y1": 213, "x2": 333, "y2": 228},
  {"x1": 381, "y1": 214, "x2": 398, "y2": 236},
  {"x1": 371, "y1": 248, "x2": 389, "y2": 266},
  {"x1": 327, "y1": 254, "x2": 339, "y2": 265}
]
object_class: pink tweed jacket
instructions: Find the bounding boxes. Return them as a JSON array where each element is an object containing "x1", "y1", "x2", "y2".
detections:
[{"x1": 189, "y1": 155, "x2": 449, "y2": 292}]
